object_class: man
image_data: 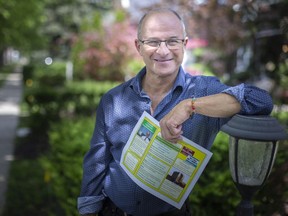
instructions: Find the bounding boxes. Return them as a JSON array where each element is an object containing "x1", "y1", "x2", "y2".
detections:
[{"x1": 78, "y1": 8, "x2": 273, "y2": 216}]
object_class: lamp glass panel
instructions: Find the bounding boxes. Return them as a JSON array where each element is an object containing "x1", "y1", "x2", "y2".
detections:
[{"x1": 229, "y1": 137, "x2": 277, "y2": 186}]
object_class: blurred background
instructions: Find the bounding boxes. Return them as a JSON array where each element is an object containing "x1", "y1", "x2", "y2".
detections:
[{"x1": 0, "y1": 0, "x2": 287, "y2": 215}]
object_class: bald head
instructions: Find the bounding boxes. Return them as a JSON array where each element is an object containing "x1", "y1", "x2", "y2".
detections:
[{"x1": 137, "y1": 8, "x2": 187, "y2": 40}]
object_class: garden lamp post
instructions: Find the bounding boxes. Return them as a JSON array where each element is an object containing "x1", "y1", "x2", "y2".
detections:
[{"x1": 221, "y1": 114, "x2": 287, "y2": 216}]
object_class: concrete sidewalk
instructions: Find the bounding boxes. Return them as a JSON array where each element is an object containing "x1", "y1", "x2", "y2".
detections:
[{"x1": 0, "y1": 68, "x2": 23, "y2": 214}]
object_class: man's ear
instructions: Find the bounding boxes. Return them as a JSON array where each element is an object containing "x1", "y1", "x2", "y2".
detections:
[
  {"x1": 135, "y1": 39, "x2": 142, "y2": 55},
  {"x1": 183, "y1": 37, "x2": 189, "y2": 48}
]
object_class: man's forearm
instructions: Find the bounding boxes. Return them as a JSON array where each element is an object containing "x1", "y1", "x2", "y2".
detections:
[
  {"x1": 192, "y1": 93, "x2": 241, "y2": 118},
  {"x1": 159, "y1": 93, "x2": 241, "y2": 142}
]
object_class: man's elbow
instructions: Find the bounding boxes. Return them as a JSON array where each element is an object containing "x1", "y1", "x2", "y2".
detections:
[
  {"x1": 262, "y1": 94, "x2": 274, "y2": 115},
  {"x1": 264, "y1": 99, "x2": 274, "y2": 115}
]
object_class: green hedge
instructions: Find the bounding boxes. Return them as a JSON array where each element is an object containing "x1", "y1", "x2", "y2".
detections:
[
  {"x1": 3, "y1": 61, "x2": 119, "y2": 215},
  {"x1": 41, "y1": 117, "x2": 94, "y2": 216},
  {"x1": 22, "y1": 62, "x2": 119, "y2": 120},
  {"x1": 189, "y1": 132, "x2": 240, "y2": 216},
  {"x1": 3, "y1": 117, "x2": 93, "y2": 216},
  {"x1": 24, "y1": 80, "x2": 119, "y2": 119}
]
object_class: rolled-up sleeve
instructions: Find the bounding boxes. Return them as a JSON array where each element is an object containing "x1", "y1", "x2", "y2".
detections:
[
  {"x1": 222, "y1": 83, "x2": 273, "y2": 115},
  {"x1": 78, "y1": 195, "x2": 104, "y2": 215}
]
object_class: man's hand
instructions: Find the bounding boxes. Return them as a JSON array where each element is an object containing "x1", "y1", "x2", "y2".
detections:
[
  {"x1": 160, "y1": 93, "x2": 241, "y2": 143},
  {"x1": 159, "y1": 99, "x2": 192, "y2": 143}
]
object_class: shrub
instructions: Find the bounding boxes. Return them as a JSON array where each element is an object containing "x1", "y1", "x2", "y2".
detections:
[
  {"x1": 189, "y1": 132, "x2": 239, "y2": 216},
  {"x1": 3, "y1": 159, "x2": 60, "y2": 216},
  {"x1": 3, "y1": 116, "x2": 94, "y2": 216},
  {"x1": 23, "y1": 63, "x2": 119, "y2": 120},
  {"x1": 63, "y1": 80, "x2": 119, "y2": 115},
  {"x1": 41, "y1": 117, "x2": 94, "y2": 216},
  {"x1": 3, "y1": 65, "x2": 118, "y2": 215}
]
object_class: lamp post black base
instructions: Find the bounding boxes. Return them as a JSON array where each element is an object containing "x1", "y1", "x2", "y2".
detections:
[{"x1": 236, "y1": 200, "x2": 254, "y2": 216}]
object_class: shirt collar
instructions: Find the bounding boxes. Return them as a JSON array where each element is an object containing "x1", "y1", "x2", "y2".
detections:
[{"x1": 130, "y1": 66, "x2": 185, "y2": 94}]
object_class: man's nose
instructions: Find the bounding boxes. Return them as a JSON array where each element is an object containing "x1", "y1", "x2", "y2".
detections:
[{"x1": 156, "y1": 41, "x2": 170, "y2": 54}]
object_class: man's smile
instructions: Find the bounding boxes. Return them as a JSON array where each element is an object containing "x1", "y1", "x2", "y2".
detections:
[{"x1": 154, "y1": 58, "x2": 173, "y2": 62}]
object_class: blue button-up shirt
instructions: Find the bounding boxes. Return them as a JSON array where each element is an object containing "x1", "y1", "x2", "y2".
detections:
[{"x1": 78, "y1": 67, "x2": 273, "y2": 216}]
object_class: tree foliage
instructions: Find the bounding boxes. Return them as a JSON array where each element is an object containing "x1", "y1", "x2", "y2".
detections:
[
  {"x1": 42, "y1": 0, "x2": 111, "y2": 59},
  {"x1": 0, "y1": 0, "x2": 114, "y2": 57},
  {"x1": 0, "y1": 0, "x2": 47, "y2": 51},
  {"x1": 71, "y1": 9, "x2": 143, "y2": 81}
]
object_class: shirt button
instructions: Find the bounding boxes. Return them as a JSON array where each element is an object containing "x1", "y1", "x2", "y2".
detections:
[{"x1": 136, "y1": 201, "x2": 141, "y2": 205}]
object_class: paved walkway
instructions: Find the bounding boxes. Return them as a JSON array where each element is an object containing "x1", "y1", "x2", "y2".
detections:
[{"x1": 0, "y1": 67, "x2": 22, "y2": 214}]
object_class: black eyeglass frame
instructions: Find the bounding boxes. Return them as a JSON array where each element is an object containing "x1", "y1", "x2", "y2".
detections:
[{"x1": 138, "y1": 38, "x2": 185, "y2": 49}]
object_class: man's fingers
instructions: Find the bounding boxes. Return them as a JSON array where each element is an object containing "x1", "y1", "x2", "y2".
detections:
[
  {"x1": 168, "y1": 123, "x2": 182, "y2": 135},
  {"x1": 160, "y1": 124, "x2": 183, "y2": 143},
  {"x1": 159, "y1": 117, "x2": 183, "y2": 143}
]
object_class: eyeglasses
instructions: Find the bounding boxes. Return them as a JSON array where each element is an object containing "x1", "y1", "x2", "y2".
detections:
[{"x1": 139, "y1": 38, "x2": 185, "y2": 50}]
